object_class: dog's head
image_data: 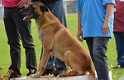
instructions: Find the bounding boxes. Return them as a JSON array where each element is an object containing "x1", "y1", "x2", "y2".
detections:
[{"x1": 20, "y1": 1, "x2": 49, "y2": 20}]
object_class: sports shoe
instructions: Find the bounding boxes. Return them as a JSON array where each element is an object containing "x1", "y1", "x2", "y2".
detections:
[{"x1": 112, "y1": 65, "x2": 124, "y2": 69}]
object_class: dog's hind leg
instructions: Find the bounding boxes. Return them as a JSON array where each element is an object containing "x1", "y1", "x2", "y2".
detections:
[
  {"x1": 58, "y1": 50, "x2": 88, "y2": 77},
  {"x1": 64, "y1": 50, "x2": 96, "y2": 80}
]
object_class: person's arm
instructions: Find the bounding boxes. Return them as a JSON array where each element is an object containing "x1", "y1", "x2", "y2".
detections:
[
  {"x1": 18, "y1": 0, "x2": 31, "y2": 8},
  {"x1": 77, "y1": 12, "x2": 83, "y2": 42},
  {"x1": 102, "y1": 3, "x2": 114, "y2": 35}
]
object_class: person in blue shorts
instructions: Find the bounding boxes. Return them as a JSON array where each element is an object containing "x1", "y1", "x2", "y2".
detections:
[{"x1": 76, "y1": 0, "x2": 115, "y2": 80}]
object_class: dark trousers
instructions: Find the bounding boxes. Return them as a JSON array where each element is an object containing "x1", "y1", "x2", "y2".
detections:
[
  {"x1": 114, "y1": 32, "x2": 124, "y2": 66},
  {"x1": 3, "y1": 7, "x2": 37, "y2": 77},
  {"x1": 85, "y1": 37, "x2": 110, "y2": 80}
]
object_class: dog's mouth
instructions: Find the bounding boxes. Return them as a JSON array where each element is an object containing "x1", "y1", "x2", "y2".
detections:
[
  {"x1": 23, "y1": 14, "x2": 34, "y2": 21},
  {"x1": 20, "y1": 7, "x2": 37, "y2": 21}
]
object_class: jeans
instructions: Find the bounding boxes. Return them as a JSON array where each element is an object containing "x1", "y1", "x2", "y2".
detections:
[
  {"x1": 3, "y1": 7, "x2": 37, "y2": 77},
  {"x1": 114, "y1": 32, "x2": 124, "y2": 66},
  {"x1": 85, "y1": 37, "x2": 110, "y2": 80},
  {"x1": 41, "y1": 0, "x2": 67, "y2": 69}
]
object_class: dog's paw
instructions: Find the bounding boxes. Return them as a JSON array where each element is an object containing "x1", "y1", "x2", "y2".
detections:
[{"x1": 29, "y1": 73, "x2": 41, "y2": 78}]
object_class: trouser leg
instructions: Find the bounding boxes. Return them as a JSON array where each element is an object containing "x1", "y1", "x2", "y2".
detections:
[
  {"x1": 3, "y1": 8, "x2": 21, "y2": 77},
  {"x1": 114, "y1": 32, "x2": 124, "y2": 66},
  {"x1": 86, "y1": 37, "x2": 110, "y2": 80},
  {"x1": 13, "y1": 11, "x2": 37, "y2": 71}
]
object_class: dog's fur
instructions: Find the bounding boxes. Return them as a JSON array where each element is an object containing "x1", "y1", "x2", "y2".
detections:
[{"x1": 21, "y1": 1, "x2": 95, "y2": 80}]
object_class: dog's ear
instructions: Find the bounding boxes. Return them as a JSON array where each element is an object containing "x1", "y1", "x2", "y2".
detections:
[{"x1": 40, "y1": 6, "x2": 49, "y2": 12}]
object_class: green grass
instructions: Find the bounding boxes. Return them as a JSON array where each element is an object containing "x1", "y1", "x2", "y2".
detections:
[{"x1": 0, "y1": 14, "x2": 124, "y2": 80}]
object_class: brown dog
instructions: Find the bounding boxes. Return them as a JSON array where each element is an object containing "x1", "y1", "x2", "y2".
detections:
[{"x1": 20, "y1": 1, "x2": 95, "y2": 80}]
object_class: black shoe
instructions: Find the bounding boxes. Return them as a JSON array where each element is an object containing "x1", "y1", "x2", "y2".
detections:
[
  {"x1": 27, "y1": 69, "x2": 36, "y2": 76},
  {"x1": 9, "y1": 73, "x2": 20, "y2": 80},
  {"x1": 112, "y1": 65, "x2": 124, "y2": 69},
  {"x1": 42, "y1": 68, "x2": 55, "y2": 76},
  {"x1": 53, "y1": 68, "x2": 67, "y2": 76}
]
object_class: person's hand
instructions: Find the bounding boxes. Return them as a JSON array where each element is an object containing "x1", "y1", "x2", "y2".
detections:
[
  {"x1": 102, "y1": 20, "x2": 110, "y2": 35},
  {"x1": 18, "y1": 0, "x2": 31, "y2": 8},
  {"x1": 77, "y1": 24, "x2": 83, "y2": 42}
]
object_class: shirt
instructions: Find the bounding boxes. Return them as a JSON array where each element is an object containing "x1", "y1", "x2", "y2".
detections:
[
  {"x1": 76, "y1": 0, "x2": 115, "y2": 38},
  {"x1": 2, "y1": 0, "x2": 20, "y2": 7},
  {"x1": 114, "y1": 0, "x2": 124, "y2": 32}
]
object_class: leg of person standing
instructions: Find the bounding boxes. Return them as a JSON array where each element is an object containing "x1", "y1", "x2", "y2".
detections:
[
  {"x1": 86, "y1": 37, "x2": 110, "y2": 80},
  {"x1": 3, "y1": 7, "x2": 22, "y2": 78},
  {"x1": 13, "y1": 7, "x2": 37, "y2": 76},
  {"x1": 114, "y1": 32, "x2": 124, "y2": 68}
]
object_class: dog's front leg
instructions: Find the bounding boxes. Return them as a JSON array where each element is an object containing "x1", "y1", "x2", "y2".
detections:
[
  {"x1": 30, "y1": 49, "x2": 51, "y2": 78},
  {"x1": 38, "y1": 51, "x2": 51, "y2": 74}
]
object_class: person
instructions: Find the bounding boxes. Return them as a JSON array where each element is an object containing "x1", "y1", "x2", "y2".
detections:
[
  {"x1": 113, "y1": 0, "x2": 124, "y2": 68},
  {"x1": 76, "y1": 0, "x2": 115, "y2": 80},
  {"x1": 35, "y1": 0, "x2": 68, "y2": 76},
  {"x1": 2, "y1": 0, "x2": 37, "y2": 78}
]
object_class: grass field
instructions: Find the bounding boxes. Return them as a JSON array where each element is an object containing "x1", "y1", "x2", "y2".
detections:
[{"x1": 0, "y1": 14, "x2": 124, "y2": 80}]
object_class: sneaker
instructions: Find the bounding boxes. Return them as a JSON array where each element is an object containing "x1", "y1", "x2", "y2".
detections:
[
  {"x1": 42, "y1": 68, "x2": 55, "y2": 76},
  {"x1": 53, "y1": 68, "x2": 67, "y2": 76},
  {"x1": 112, "y1": 65, "x2": 124, "y2": 69},
  {"x1": 9, "y1": 74, "x2": 20, "y2": 80},
  {"x1": 27, "y1": 69, "x2": 36, "y2": 76}
]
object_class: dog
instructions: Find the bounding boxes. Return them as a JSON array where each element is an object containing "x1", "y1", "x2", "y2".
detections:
[{"x1": 20, "y1": 1, "x2": 96, "y2": 80}]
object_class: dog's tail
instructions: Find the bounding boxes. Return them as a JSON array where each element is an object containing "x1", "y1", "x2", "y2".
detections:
[{"x1": 88, "y1": 66, "x2": 96, "y2": 80}]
